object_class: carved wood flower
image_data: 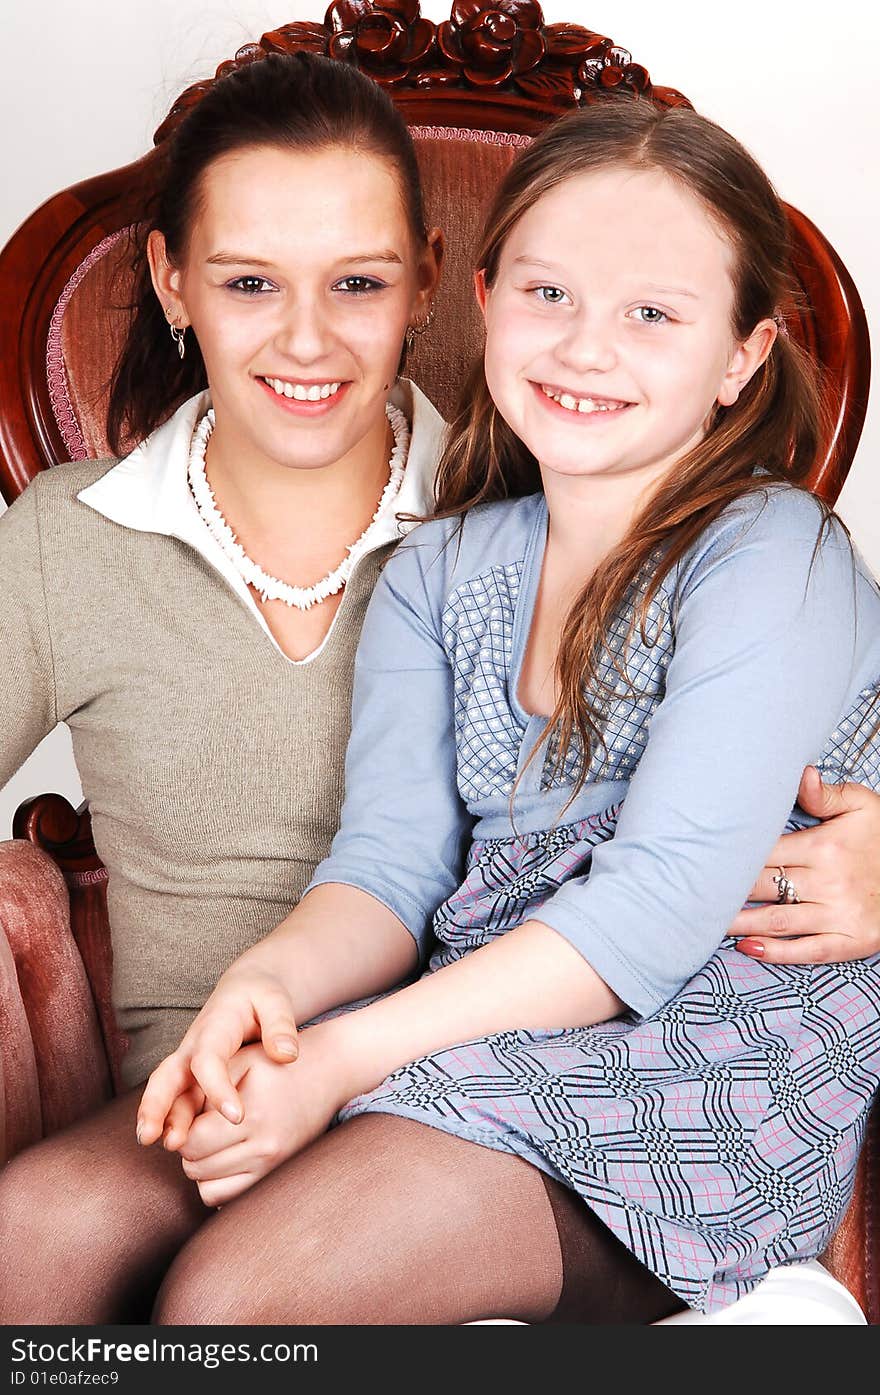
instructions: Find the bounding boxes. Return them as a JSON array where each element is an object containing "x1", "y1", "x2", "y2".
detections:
[
  {"x1": 327, "y1": 0, "x2": 435, "y2": 84},
  {"x1": 438, "y1": 0, "x2": 546, "y2": 87},
  {"x1": 576, "y1": 39, "x2": 651, "y2": 98}
]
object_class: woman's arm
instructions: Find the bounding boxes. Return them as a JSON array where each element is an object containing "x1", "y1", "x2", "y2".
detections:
[
  {"x1": 0, "y1": 483, "x2": 59, "y2": 785},
  {"x1": 137, "y1": 523, "x2": 472, "y2": 1140},
  {"x1": 733, "y1": 765, "x2": 880, "y2": 962}
]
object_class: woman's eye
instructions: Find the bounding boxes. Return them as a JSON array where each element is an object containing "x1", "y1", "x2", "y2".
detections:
[
  {"x1": 227, "y1": 276, "x2": 274, "y2": 295},
  {"x1": 630, "y1": 305, "x2": 669, "y2": 324},
  {"x1": 533, "y1": 285, "x2": 568, "y2": 304},
  {"x1": 334, "y1": 276, "x2": 384, "y2": 295}
]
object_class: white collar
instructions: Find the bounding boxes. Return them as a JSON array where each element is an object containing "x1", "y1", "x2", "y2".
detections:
[{"x1": 77, "y1": 380, "x2": 446, "y2": 664}]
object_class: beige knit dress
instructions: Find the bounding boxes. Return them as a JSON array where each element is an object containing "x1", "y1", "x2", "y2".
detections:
[{"x1": 0, "y1": 385, "x2": 443, "y2": 1085}]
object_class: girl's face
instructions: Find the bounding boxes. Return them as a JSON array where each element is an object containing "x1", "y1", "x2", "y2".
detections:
[
  {"x1": 477, "y1": 165, "x2": 774, "y2": 493},
  {"x1": 150, "y1": 144, "x2": 440, "y2": 476}
]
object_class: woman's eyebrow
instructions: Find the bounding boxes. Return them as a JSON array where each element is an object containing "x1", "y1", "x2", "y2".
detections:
[
  {"x1": 205, "y1": 250, "x2": 404, "y2": 268},
  {"x1": 341, "y1": 251, "x2": 404, "y2": 266},
  {"x1": 206, "y1": 252, "x2": 276, "y2": 267}
]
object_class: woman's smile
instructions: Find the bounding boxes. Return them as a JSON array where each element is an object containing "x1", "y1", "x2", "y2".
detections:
[{"x1": 256, "y1": 375, "x2": 351, "y2": 417}]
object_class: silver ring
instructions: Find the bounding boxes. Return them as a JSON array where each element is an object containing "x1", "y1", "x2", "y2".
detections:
[{"x1": 772, "y1": 866, "x2": 800, "y2": 905}]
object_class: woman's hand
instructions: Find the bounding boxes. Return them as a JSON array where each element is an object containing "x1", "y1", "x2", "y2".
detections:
[
  {"x1": 174, "y1": 1023, "x2": 356, "y2": 1207},
  {"x1": 136, "y1": 965, "x2": 301, "y2": 1148},
  {"x1": 732, "y1": 766, "x2": 880, "y2": 964}
]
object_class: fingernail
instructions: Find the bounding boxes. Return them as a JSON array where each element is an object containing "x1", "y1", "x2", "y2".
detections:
[
  {"x1": 221, "y1": 1102, "x2": 242, "y2": 1124},
  {"x1": 136, "y1": 1122, "x2": 144, "y2": 1146},
  {"x1": 737, "y1": 939, "x2": 765, "y2": 958},
  {"x1": 275, "y1": 1037, "x2": 298, "y2": 1058}
]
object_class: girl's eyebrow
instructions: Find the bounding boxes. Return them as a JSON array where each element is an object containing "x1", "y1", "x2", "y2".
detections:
[
  {"x1": 641, "y1": 283, "x2": 700, "y2": 300},
  {"x1": 510, "y1": 256, "x2": 702, "y2": 303},
  {"x1": 512, "y1": 255, "x2": 561, "y2": 271}
]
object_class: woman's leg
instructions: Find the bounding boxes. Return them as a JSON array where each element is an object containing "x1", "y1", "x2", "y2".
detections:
[
  {"x1": 0, "y1": 1089, "x2": 206, "y2": 1323},
  {"x1": 155, "y1": 1113, "x2": 682, "y2": 1325}
]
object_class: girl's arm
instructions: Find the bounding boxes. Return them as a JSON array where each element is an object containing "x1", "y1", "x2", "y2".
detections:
[{"x1": 522, "y1": 490, "x2": 873, "y2": 1014}]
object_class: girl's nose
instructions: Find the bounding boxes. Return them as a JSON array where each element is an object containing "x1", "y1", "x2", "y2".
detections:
[{"x1": 556, "y1": 312, "x2": 617, "y2": 374}]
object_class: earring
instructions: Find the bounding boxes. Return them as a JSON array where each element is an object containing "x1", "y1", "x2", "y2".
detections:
[
  {"x1": 405, "y1": 302, "x2": 436, "y2": 353},
  {"x1": 165, "y1": 306, "x2": 186, "y2": 360}
]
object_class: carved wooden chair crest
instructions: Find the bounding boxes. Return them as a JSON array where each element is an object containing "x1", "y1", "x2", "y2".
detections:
[{"x1": 0, "y1": 1, "x2": 874, "y2": 1320}]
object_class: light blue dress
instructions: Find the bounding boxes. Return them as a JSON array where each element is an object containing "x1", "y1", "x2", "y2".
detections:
[{"x1": 307, "y1": 485, "x2": 880, "y2": 1313}]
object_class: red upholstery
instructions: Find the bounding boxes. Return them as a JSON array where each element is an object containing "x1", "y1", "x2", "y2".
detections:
[{"x1": 0, "y1": 841, "x2": 112, "y2": 1162}]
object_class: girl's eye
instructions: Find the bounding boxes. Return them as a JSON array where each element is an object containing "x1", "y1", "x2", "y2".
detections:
[
  {"x1": 227, "y1": 276, "x2": 275, "y2": 295},
  {"x1": 630, "y1": 305, "x2": 669, "y2": 325},
  {"x1": 333, "y1": 276, "x2": 385, "y2": 295},
  {"x1": 533, "y1": 285, "x2": 569, "y2": 304}
]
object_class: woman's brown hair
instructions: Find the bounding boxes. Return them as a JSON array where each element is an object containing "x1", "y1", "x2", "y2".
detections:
[
  {"x1": 107, "y1": 52, "x2": 428, "y2": 456},
  {"x1": 433, "y1": 98, "x2": 830, "y2": 798}
]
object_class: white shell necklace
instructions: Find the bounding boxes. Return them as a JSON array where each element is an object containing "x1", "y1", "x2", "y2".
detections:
[{"x1": 187, "y1": 402, "x2": 410, "y2": 611}]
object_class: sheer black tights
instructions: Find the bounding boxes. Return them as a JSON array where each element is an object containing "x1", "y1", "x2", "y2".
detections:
[
  {"x1": 156, "y1": 1114, "x2": 682, "y2": 1325},
  {"x1": 0, "y1": 1090, "x2": 205, "y2": 1323},
  {"x1": 0, "y1": 1099, "x2": 682, "y2": 1325}
]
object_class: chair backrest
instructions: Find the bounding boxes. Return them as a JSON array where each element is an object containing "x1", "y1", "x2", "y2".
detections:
[{"x1": 0, "y1": 4, "x2": 870, "y2": 506}]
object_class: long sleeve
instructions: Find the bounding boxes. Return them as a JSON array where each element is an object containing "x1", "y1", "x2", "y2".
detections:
[
  {"x1": 305, "y1": 525, "x2": 471, "y2": 954},
  {"x1": 533, "y1": 488, "x2": 870, "y2": 1017},
  {"x1": 0, "y1": 481, "x2": 58, "y2": 787}
]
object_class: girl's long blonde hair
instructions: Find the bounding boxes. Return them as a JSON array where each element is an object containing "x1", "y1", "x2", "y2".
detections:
[{"x1": 432, "y1": 99, "x2": 830, "y2": 795}]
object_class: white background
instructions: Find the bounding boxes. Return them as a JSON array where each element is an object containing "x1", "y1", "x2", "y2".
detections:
[{"x1": 1, "y1": 0, "x2": 877, "y2": 834}]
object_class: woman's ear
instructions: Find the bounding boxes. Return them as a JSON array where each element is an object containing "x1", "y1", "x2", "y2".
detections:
[
  {"x1": 414, "y1": 226, "x2": 444, "y2": 318},
  {"x1": 147, "y1": 230, "x2": 189, "y2": 328},
  {"x1": 717, "y1": 318, "x2": 778, "y2": 407},
  {"x1": 474, "y1": 268, "x2": 489, "y2": 318}
]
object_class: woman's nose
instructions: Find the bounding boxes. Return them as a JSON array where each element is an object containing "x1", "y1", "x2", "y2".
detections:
[{"x1": 272, "y1": 300, "x2": 333, "y2": 363}]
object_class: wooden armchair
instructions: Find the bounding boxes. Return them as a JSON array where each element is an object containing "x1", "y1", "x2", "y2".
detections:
[{"x1": 0, "y1": 2, "x2": 875, "y2": 1320}]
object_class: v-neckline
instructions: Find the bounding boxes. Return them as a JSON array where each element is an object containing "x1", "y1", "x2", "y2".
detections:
[{"x1": 508, "y1": 496, "x2": 553, "y2": 782}]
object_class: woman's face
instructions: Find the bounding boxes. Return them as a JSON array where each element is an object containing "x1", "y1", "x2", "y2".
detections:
[
  {"x1": 477, "y1": 165, "x2": 774, "y2": 495},
  {"x1": 151, "y1": 143, "x2": 439, "y2": 476}
]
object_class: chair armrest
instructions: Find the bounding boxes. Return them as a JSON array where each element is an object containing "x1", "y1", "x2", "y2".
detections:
[
  {"x1": 0, "y1": 919, "x2": 41, "y2": 1163},
  {"x1": 0, "y1": 841, "x2": 112, "y2": 1160},
  {"x1": 822, "y1": 1103, "x2": 880, "y2": 1325}
]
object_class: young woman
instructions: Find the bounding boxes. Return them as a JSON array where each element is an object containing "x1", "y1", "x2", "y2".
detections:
[
  {"x1": 135, "y1": 99, "x2": 880, "y2": 1324},
  {"x1": 0, "y1": 57, "x2": 877, "y2": 1323}
]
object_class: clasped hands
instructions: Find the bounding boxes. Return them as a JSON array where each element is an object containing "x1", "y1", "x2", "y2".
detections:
[{"x1": 136, "y1": 970, "x2": 357, "y2": 1208}]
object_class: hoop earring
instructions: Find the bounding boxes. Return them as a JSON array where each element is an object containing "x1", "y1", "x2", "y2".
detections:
[
  {"x1": 164, "y1": 305, "x2": 186, "y2": 360},
  {"x1": 405, "y1": 302, "x2": 436, "y2": 354}
]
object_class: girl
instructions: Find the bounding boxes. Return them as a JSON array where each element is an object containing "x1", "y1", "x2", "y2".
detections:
[{"x1": 137, "y1": 98, "x2": 880, "y2": 1323}]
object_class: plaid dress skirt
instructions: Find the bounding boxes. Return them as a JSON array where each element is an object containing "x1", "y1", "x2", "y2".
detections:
[
  {"x1": 337, "y1": 803, "x2": 880, "y2": 1313},
  {"x1": 335, "y1": 674, "x2": 880, "y2": 1312}
]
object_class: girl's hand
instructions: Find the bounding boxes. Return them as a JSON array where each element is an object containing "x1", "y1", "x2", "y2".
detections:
[
  {"x1": 176, "y1": 1024, "x2": 355, "y2": 1207},
  {"x1": 732, "y1": 766, "x2": 880, "y2": 964},
  {"x1": 136, "y1": 966, "x2": 301, "y2": 1148}
]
